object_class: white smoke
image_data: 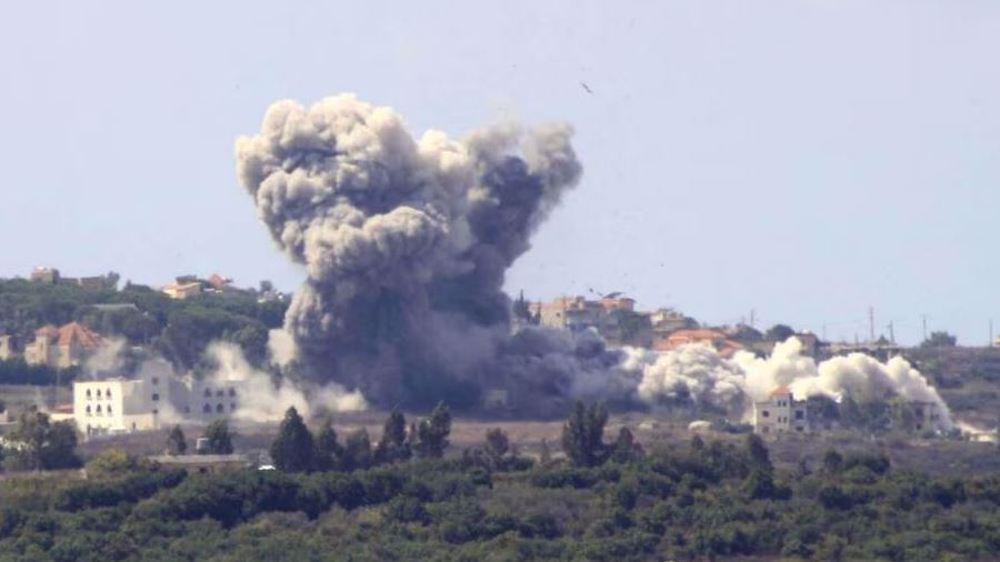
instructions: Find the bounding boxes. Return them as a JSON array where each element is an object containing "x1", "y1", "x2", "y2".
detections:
[
  {"x1": 625, "y1": 337, "x2": 954, "y2": 430},
  {"x1": 83, "y1": 337, "x2": 128, "y2": 377},
  {"x1": 204, "y1": 341, "x2": 367, "y2": 422}
]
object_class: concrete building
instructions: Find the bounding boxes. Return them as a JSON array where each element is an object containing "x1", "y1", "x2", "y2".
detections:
[
  {"x1": 653, "y1": 329, "x2": 745, "y2": 357},
  {"x1": 24, "y1": 322, "x2": 105, "y2": 369},
  {"x1": 147, "y1": 454, "x2": 251, "y2": 475},
  {"x1": 73, "y1": 359, "x2": 248, "y2": 438},
  {"x1": 753, "y1": 387, "x2": 809, "y2": 435},
  {"x1": 30, "y1": 266, "x2": 60, "y2": 284},
  {"x1": 162, "y1": 281, "x2": 203, "y2": 300}
]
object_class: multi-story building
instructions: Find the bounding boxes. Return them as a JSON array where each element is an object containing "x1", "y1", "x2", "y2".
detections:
[
  {"x1": 73, "y1": 359, "x2": 247, "y2": 437},
  {"x1": 752, "y1": 387, "x2": 809, "y2": 435}
]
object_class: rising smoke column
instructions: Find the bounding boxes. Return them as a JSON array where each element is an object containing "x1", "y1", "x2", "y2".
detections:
[{"x1": 235, "y1": 94, "x2": 582, "y2": 407}]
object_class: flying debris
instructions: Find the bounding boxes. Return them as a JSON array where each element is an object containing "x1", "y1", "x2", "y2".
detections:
[{"x1": 580, "y1": 81, "x2": 594, "y2": 94}]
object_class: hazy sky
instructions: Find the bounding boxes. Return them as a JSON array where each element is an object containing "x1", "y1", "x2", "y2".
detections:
[{"x1": 1, "y1": 1, "x2": 998, "y2": 345}]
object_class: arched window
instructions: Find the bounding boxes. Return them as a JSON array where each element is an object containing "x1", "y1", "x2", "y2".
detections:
[
  {"x1": 86, "y1": 389, "x2": 92, "y2": 399},
  {"x1": 107, "y1": 405, "x2": 112, "y2": 414},
  {"x1": 152, "y1": 393, "x2": 160, "y2": 402},
  {"x1": 203, "y1": 403, "x2": 211, "y2": 413},
  {"x1": 105, "y1": 388, "x2": 112, "y2": 399},
  {"x1": 85, "y1": 405, "x2": 91, "y2": 415},
  {"x1": 230, "y1": 403, "x2": 237, "y2": 411},
  {"x1": 96, "y1": 389, "x2": 102, "y2": 398},
  {"x1": 228, "y1": 388, "x2": 236, "y2": 397},
  {"x1": 96, "y1": 404, "x2": 102, "y2": 414},
  {"x1": 216, "y1": 403, "x2": 224, "y2": 413},
  {"x1": 203, "y1": 388, "x2": 212, "y2": 398},
  {"x1": 216, "y1": 390, "x2": 224, "y2": 398}
]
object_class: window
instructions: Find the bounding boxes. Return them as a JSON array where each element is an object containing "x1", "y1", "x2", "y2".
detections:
[
  {"x1": 152, "y1": 409, "x2": 158, "y2": 415},
  {"x1": 152, "y1": 393, "x2": 160, "y2": 402},
  {"x1": 152, "y1": 377, "x2": 159, "y2": 385},
  {"x1": 86, "y1": 405, "x2": 91, "y2": 415},
  {"x1": 230, "y1": 403, "x2": 237, "y2": 411},
  {"x1": 796, "y1": 426, "x2": 803, "y2": 432},
  {"x1": 96, "y1": 389, "x2": 102, "y2": 398},
  {"x1": 184, "y1": 406, "x2": 191, "y2": 414},
  {"x1": 216, "y1": 390, "x2": 224, "y2": 398},
  {"x1": 96, "y1": 404, "x2": 102, "y2": 413},
  {"x1": 204, "y1": 388, "x2": 212, "y2": 398},
  {"x1": 795, "y1": 410, "x2": 804, "y2": 420},
  {"x1": 107, "y1": 405, "x2": 112, "y2": 414},
  {"x1": 762, "y1": 410, "x2": 770, "y2": 418},
  {"x1": 105, "y1": 388, "x2": 112, "y2": 399},
  {"x1": 203, "y1": 404, "x2": 211, "y2": 413},
  {"x1": 228, "y1": 388, "x2": 236, "y2": 397},
  {"x1": 216, "y1": 403, "x2": 224, "y2": 413},
  {"x1": 86, "y1": 389, "x2": 92, "y2": 399}
]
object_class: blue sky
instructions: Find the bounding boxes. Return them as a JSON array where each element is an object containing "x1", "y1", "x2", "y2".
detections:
[{"x1": 0, "y1": 0, "x2": 998, "y2": 345}]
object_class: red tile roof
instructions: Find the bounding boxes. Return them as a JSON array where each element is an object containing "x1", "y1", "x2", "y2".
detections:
[{"x1": 57, "y1": 322, "x2": 104, "y2": 349}]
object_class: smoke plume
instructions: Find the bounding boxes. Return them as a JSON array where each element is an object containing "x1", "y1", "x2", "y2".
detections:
[
  {"x1": 235, "y1": 94, "x2": 582, "y2": 408},
  {"x1": 627, "y1": 338, "x2": 954, "y2": 430}
]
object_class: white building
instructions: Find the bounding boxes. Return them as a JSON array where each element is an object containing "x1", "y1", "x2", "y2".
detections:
[
  {"x1": 73, "y1": 359, "x2": 247, "y2": 438},
  {"x1": 752, "y1": 387, "x2": 809, "y2": 435}
]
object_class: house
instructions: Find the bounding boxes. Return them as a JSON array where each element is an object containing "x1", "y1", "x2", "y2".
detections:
[
  {"x1": 753, "y1": 387, "x2": 809, "y2": 435},
  {"x1": 30, "y1": 266, "x2": 60, "y2": 284},
  {"x1": 653, "y1": 329, "x2": 745, "y2": 357},
  {"x1": 162, "y1": 281, "x2": 203, "y2": 300},
  {"x1": 23, "y1": 322, "x2": 105, "y2": 369},
  {"x1": 72, "y1": 359, "x2": 248, "y2": 438}
]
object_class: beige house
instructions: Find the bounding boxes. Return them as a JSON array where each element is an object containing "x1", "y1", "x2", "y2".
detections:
[
  {"x1": 753, "y1": 387, "x2": 809, "y2": 435},
  {"x1": 0, "y1": 335, "x2": 14, "y2": 361},
  {"x1": 162, "y1": 281, "x2": 203, "y2": 300},
  {"x1": 24, "y1": 322, "x2": 105, "y2": 369}
]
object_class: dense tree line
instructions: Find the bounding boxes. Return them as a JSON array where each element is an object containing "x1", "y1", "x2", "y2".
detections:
[{"x1": 3, "y1": 402, "x2": 1000, "y2": 560}]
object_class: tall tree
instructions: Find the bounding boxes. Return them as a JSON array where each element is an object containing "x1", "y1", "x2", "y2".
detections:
[
  {"x1": 746, "y1": 433, "x2": 772, "y2": 473},
  {"x1": 4, "y1": 409, "x2": 80, "y2": 471},
  {"x1": 415, "y1": 402, "x2": 451, "y2": 459},
  {"x1": 485, "y1": 428, "x2": 510, "y2": 462},
  {"x1": 314, "y1": 418, "x2": 343, "y2": 471},
  {"x1": 561, "y1": 401, "x2": 609, "y2": 467},
  {"x1": 270, "y1": 407, "x2": 315, "y2": 473},
  {"x1": 202, "y1": 419, "x2": 234, "y2": 455},
  {"x1": 342, "y1": 429, "x2": 372, "y2": 471},
  {"x1": 374, "y1": 409, "x2": 411, "y2": 464},
  {"x1": 166, "y1": 425, "x2": 187, "y2": 456}
]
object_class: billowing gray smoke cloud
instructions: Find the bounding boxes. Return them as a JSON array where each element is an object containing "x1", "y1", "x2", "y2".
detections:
[{"x1": 236, "y1": 94, "x2": 583, "y2": 408}]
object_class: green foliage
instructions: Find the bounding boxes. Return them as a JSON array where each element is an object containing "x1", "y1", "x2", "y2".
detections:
[
  {"x1": 2, "y1": 409, "x2": 80, "y2": 471},
  {"x1": 373, "y1": 409, "x2": 411, "y2": 465},
  {"x1": 765, "y1": 323, "x2": 796, "y2": 341},
  {"x1": 201, "y1": 420, "x2": 234, "y2": 455},
  {"x1": 166, "y1": 425, "x2": 187, "y2": 456},
  {"x1": 561, "y1": 401, "x2": 609, "y2": 467},
  {"x1": 269, "y1": 407, "x2": 315, "y2": 473},
  {"x1": 313, "y1": 419, "x2": 343, "y2": 472},
  {"x1": 0, "y1": 359, "x2": 78, "y2": 387},
  {"x1": 415, "y1": 402, "x2": 451, "y2": 459}
]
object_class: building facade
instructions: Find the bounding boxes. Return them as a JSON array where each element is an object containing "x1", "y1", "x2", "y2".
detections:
[
  {"x1": 24, "y1": 322, "x2": 105, "y2": 369},
  {"x1": 73, "y1": 359, "x2": 247, "y2": 437},
  {"x1": 752, "y1": 387, "x2": 809, "y2": 435}
]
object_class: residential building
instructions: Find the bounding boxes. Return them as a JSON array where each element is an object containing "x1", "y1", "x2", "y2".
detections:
[
  {"x1": 162, "y1": 281, "x2": 203, "y2": 300},
  {"x1": 653, "y1": 329, "x2": 745, "y2": 357},
  {"x1": 72, "y1": 359, "x2": 248, "y2": 437},
  {"x1": 30, "y1": 266, "x2": 60, "y2": 284},
  {"x1": 147, "y1": 454, "x2": 251, "y2": 475},
  {"x1": 753, "y1": 387, "x2": 809, "y2": 435},
  {"x1": 24, "y1": 322, "x2": 105, "y2": 369}
]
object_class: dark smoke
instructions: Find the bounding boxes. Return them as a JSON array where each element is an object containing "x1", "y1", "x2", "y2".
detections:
[{"x1": 235, "y1": 94, "x2": 590, "y2": 409}]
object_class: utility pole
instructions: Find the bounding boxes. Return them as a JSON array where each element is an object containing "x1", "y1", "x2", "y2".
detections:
[
  {"x1": 887, "y1": 322, "x2": 895, "y2": 344},
  {"x1": 922, "y1": 314, "x2": 928, "y2": 342},
  {"x1": 868, "y1": 306, "x2": 875, "y2": 343}
]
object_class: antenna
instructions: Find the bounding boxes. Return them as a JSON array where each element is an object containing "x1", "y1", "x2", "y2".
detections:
[
  {"x1": 922, "y1": 314, "x2": 928, "y2": 341},
  {"x1": 868, "y1": 307, "x2": 875, "y2": 343}
]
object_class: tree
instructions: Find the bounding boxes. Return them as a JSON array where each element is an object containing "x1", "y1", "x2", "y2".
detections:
[
  {"x1": 610, "y1": 427, "x2": 644, "y2": 463},
  {"x1": 765, "y1": 324, "x2": 796, "y2": 342},
  {"x1": 314, "y1": 418, "x2": 343, "y2": 471},
  {"x1": 270, "y1": 407, "x2": 315, "y2": 473},
  {"x1": 746, "y1": 433, "x2": 772, "y2": 473},
  {"x1": 3, "y1": 408, "x2": 80, "y2": 471},
  {"x1": 822, "y1": 449, "x2": 844, "y2": 474},
  {"x1": 415, "y1": 402, "x2": 451, "y2": 459},
  {"x1": 166, "y1": 425, "x2": 187, "y2": 456},
  {"x1": 342, "y1": 429, "x2": 372, "y2": 471},
  {"x1": 202, "y1": 419, "x2": 234, "y2": 455},
  {"x1": 485, "y1": 428, "x2": 510, "y2": 462},
  {"x1": 921, "y1": 331, "x2": 957, "y2": 348},
  {"x1": 561, "y1": 401, "x2": 609, "y2": 467},
  {"x1": 374, "y1": 409, "x2": 411, "y2": 464}
]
